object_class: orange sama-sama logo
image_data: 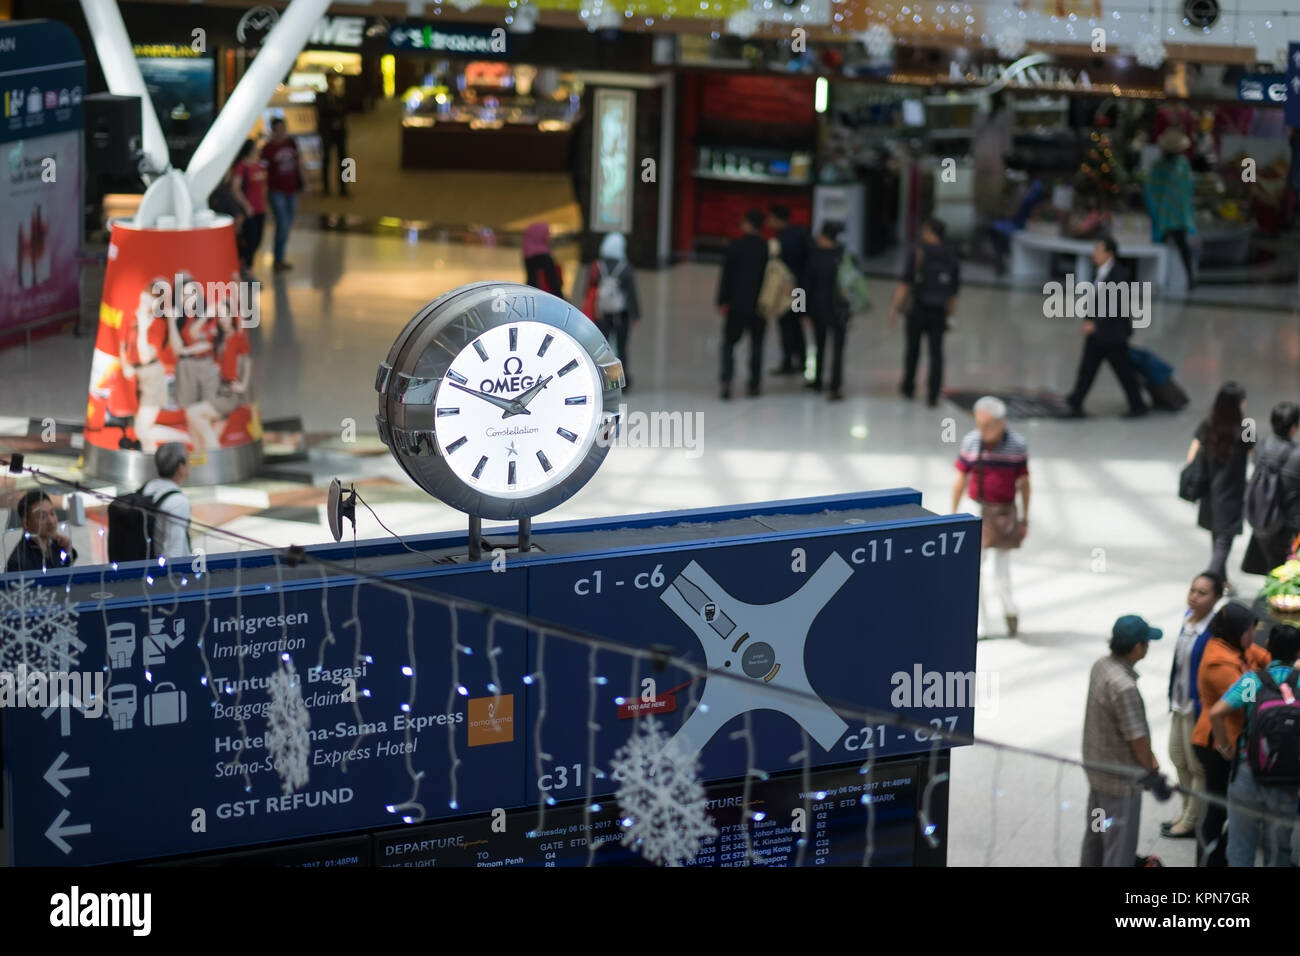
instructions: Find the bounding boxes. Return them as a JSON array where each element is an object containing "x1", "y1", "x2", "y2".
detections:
[{"x1": 467, "y1": 694, "x2": 514, "y2": 746}]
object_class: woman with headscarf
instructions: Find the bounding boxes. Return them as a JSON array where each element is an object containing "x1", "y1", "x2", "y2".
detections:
[
  {"x1": 582, "y1": 232, "x2": 641, "y2": 388},
  {"x1": 522, "y1": 222, "x2": 564, "y2": 297},
  {"x1": 1191, "y1": 601, "x2": 1269, "y2": 866},
  {"x1": 1144, "y1": 127, "x2": 1198, "y2": 290}
]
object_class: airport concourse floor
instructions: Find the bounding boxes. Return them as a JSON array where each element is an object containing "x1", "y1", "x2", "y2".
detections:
[{"x1": 3, "y1": 223, "x2": 1299, "y2": 866}]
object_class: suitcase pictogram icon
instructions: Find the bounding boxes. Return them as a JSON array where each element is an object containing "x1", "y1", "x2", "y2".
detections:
[{"x1": 143, "y1": 682, "x2": 188, "y2": 726}]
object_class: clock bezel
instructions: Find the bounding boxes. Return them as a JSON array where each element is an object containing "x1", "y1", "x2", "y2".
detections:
[{"x1": 376, "y1": 281, "x2": 624, "y2": 520}]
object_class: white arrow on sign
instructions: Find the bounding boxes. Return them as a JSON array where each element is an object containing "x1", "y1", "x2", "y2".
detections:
[
  {"x1": 45, "y1": 808, "x2": 92, "y2": 855},
  {"x1": 43, "y1": 752, "x2": 90, "y2": 798},
  {"x1": 41, "y1": 690, "x2": 85, "y2": 738}
]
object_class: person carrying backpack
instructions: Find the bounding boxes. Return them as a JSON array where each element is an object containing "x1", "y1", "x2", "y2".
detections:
[
  {"x1": 1208, "y1": 624, "x2": 1300, "y2": 866},
  {"x1": 889, "y1": 217, "x2": 959, "y2": 407},
  {"x1": 1243, "y1": 402, "x2": 1300, "y2": 575},
  {"x1": 108, "y1": 443, "x2": 192, "y2": 563},
  {"x1": 586, "y1": 232, "x2": 641, "y2": 390}
]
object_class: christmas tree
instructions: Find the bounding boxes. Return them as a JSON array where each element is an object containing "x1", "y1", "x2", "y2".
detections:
[{"x1": 1076, "y1": 129, "x2": 1123, "y2": 206}]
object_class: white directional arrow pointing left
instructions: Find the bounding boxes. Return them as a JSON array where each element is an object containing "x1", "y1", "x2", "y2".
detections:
[
  {"x1": 45, "y1": 809, "x2": 92, "y2": 855},
  {"x1": 43, "y1": 752, "x2": 90, "y2": 798}
]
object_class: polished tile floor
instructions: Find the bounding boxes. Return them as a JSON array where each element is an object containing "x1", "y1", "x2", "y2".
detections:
[{"x1": 3, "y1": 222, "x2": 1299, "y2": 865}]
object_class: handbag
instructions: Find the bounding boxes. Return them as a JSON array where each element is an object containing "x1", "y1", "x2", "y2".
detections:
[
  {"x1": 898, "y1": 247, "x2": 923, "y2": 315},
  {"x1": 976, "y1": 450, "x2": 1026, "y2": 548},
  {"x1": 1179, "y1": 448, "x2": 1209, "y2": 503}
]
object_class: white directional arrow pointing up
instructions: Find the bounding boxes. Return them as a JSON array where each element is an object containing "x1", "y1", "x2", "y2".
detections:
[
  {"x1": 41, "y1": 690, "x2": 85, "y2": 738},
  {"x1": 45, "y1": 809, "x2": 92, "y2": 855},
  {"x1": 43, "y1": 752, "x2": 90, "y2": 798}
]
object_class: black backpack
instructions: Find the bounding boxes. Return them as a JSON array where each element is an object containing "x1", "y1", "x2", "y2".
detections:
[
  {"x1": 107, "y1": 484, "x2": 180, "y2": 563},
  {"x1": 1245, "y1": 461, "x2": 1285, "y2": 535},
  {"x1": 1244, "y1": 667, "x2": 1300, "y2": 786},
  {"x1": 915, "y1": 245, "x2": 959, "y2": 308}
]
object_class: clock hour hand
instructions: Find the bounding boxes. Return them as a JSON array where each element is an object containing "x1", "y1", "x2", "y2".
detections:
[
  {"x1": 447, "y1": 381, "x2": 528, "y2": 415},
  {"x1": 504, "y1": 374, "x2": 553, "y2": 417}
]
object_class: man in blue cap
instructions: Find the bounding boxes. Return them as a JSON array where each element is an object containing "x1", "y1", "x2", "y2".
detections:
[{"x1": 1081, "y1": 614, "x2": 1162, "y2": 866}]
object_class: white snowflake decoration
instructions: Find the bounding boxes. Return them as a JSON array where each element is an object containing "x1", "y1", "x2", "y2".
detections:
[
  {"x1": 610, "y1": 715, "x2": 717, "y2": 867},
  {"x1": 725, "y1": 8, "x2": 759, "y2": 39},
  {"x1": 1134, "y1": 33, "x2": 1167, "y2": 69},
  {"x1": 1273, "y1": 47, "x2": 1291, "y2": 73},
  {"x1": 0, "y1": 579, "x2": 83, "y2": 672},
  {"x1": 265, "y1": 658, "x2": 311, "y2": 795},
  {"x1": 856, "y1": 24, "x2": 895, "y2": 60},
  {"x1": 446, "y1": 0, "x2": 481, "y2": 10},
  {"x1": 579, "y1": 0, "x2": 623, "y2": 31},
  {"x1": 994, "y1": 25, "x2": 1026, "y2": 60}
]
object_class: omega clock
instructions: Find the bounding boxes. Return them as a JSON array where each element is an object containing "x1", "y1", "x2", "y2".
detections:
[{"x1": 375, "y1": 281, "x2": 624, "y2": 520}]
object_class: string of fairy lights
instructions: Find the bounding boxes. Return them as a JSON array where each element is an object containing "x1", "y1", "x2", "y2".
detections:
[
  {"x1": 3, "y1": 455, "x2": 1297, "y2": 863},
  {"x1": 417, "y1": 0, "x2": 1300, "y2": 65}
]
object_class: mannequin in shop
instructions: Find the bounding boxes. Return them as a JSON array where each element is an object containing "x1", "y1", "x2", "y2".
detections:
[{"x1": 972, "y1": 92, "x2": 1014, "y2": 263}]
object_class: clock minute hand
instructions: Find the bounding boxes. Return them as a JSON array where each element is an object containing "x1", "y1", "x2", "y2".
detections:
[
  {"x1": 509, "y1": 374, "x2": 554, "y2": 413},
  {"x1": 448, "y1": 381, "x2": 528, "y2": 415}
]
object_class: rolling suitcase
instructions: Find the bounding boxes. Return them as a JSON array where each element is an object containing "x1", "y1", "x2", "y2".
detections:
[{"x1": 1129, "y1": 346, "x2": 1188, "y2": 411}]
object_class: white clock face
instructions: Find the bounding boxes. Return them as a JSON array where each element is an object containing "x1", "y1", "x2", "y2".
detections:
[{"x1": 432, "y1": 323, "x2": 604, "y2": 498}]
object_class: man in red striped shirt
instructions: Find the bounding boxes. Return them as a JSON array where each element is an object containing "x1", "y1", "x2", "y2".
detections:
[{"x1": 951, "y1": 396, "x2": 1031, "y2": 637}]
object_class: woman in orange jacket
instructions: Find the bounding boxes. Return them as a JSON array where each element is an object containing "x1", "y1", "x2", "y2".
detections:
[{"x1": 1191, "y1": 602, "x2": 1268, "y2": 866}]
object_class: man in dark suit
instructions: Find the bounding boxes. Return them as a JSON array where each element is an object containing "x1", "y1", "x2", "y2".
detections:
[
  {"x1": 717, "y1": 209, "x2": 769, "y2": 399},
  {"x1": 768, "y1": 205, "x2": 810, "y2": 375},
  {"x1": 1065, "y1": 235, "x2": 1149, "y2": 418}
]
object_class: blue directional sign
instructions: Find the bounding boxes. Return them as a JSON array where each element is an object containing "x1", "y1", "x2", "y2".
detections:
[
  {"x1": 1288, "y1": 43, "x2": 1300, "y2": 127},
  {"x1": 2, "y1": 491, "x2": 979, "y2": 866},
  {"x1": 527, "y1": 517, "x2": 980, "y2": 801}
]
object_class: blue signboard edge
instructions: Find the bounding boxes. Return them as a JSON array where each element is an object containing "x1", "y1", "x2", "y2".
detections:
[{"x1": 5, "y1": 489, "x2": 934, "y2": 596}]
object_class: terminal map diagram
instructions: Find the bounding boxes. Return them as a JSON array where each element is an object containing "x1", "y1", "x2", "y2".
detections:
[{"x1": 659, "y1": 552, "x2": 853, "y2": 758}]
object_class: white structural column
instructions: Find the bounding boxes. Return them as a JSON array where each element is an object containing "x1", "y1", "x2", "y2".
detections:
[
  {"x1": 77, "y1": 0, "x2": 169, "y2": 176},
  {"x1": 184, "y1": 0, "x2": 334, "y2": 211}
]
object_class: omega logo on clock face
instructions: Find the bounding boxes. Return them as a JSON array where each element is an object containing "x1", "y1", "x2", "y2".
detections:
[{"x1": 433, "y1": 323, "x2": 603, "y2": 498}]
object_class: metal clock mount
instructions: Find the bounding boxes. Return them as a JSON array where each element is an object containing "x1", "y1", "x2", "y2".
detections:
[{"x1": 376, "y1": 281, "x2": 624, "y2": 559}]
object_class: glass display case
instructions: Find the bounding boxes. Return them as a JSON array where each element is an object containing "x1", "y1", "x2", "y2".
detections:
[
  {"x1": 401, "y1": 64, "x2": 582, "y2": 131},
  {"x1": 399, "y1": 63, "x2": 583, "y2": 172},
  {"x1": 693, "y1": 145, "x2": 814, "y2": 186}
]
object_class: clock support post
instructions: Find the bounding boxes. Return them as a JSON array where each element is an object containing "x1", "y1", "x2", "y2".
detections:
[
  {"x1": 468, "y1": 514, "x2": 532, "y2": 561},
  {"x1": 468, "y1": 514, "x2": 482, "y2": 562}
]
